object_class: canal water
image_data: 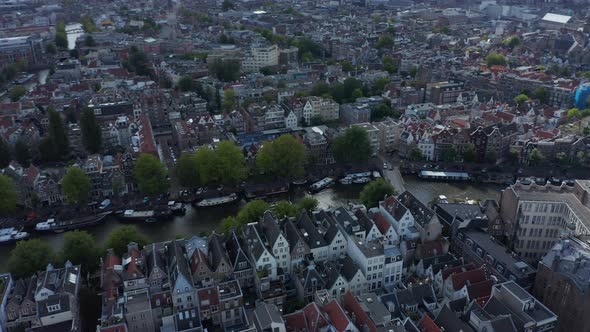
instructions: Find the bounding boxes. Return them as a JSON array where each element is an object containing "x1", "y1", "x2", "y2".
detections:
[{"x1": 0, "y1": 178, "x2": 505, "y2": 271}]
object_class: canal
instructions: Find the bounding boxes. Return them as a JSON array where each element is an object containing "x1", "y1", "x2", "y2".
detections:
[{"x1": 0, "y1": 178, "x2": 504, "y2": 271}]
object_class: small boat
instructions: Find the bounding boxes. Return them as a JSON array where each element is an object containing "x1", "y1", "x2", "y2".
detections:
[
  {"x1": 339, "y1": 176, "x2": 354, "y2": 185},
  {"x1": 309, "y1": 177, "x2": 335, "y2": 193},
  {"x1": 168, "y1": 201, "x2": 186, "y2": 215},
  {"x1": 292, "y1": 179, "x2": 308, "y2": 186},
  {"x1": 99, "y1": 199, "x2": 111, "y2": 210},
  {"x1": 0, "y1": 227, "x2": 29, "y2": 244},
  {"x1": 195, "y1": 193, "x2": 238, "y2": 207},
  {"x1": 352, "y1": 177, "x2": 371, "y2": 184},
  {"x1": 145, "y1": 217, "x2": 158, "y2": 223}
]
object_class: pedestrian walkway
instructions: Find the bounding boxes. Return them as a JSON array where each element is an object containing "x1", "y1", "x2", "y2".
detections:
[{"x1": 385, "y1": 166, "x2": 406, "y2": 192}]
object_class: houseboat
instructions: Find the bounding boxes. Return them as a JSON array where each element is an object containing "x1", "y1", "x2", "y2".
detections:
[
  {"x1": 168, "y1": 201, "x2": 186, "y2": 215},
  {"x1": 309, "y1": 177, "x2": 335, "y2": 193},
  {"x1": 0, "y1": 227, "x2": 29, "y2": 244},
  {"x1": 194, "y1": 193, "x2": 238, "y2": 207},
  {"x1": 35, "y1": 212, "x2": 111, "y2": 233}
]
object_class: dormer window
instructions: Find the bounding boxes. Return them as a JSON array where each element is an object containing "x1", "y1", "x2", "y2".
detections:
[{"x1": 46, "y1": 304, "x2": 61, "y2": 313}]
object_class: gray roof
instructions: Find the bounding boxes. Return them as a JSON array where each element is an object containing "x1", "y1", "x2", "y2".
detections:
[
  {"x1": 398, "y1": 191, "x2": 435, "y2": 227},
  {"x1": 37, "y1": 293, "x2": 71, "y2": 318},
  {"x1": 297, "y1": 211, "x2": 328, "y2": 249},
  {"x1": 260, "y1": 211, "x2": 282, "y2": 247},
  {"x1": 434, "y1": 203, "x2": 484, "y2": 225},
  {"x1": 435, "y1": 305, "x2": 475, "y2": 332},
  {"x1": 243, "y1": 223, "x2": 266, "y2": 260},
  {"x1": 225, "y1": 230, "x2": 252, "y2": 272},
  {"x1": 168, "y1": 240, "x2": 193, "y2": 288},
  {"x1": 254, "y1": 303, "x2": 284, "y2": 329}
]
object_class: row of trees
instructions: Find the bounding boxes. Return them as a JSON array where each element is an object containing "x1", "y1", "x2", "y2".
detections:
[
  {"x1": 8, "y1": 225, "x2": 147, "y2": 278},
  {"x1": 219, "y1": 196, "x2": 319, "y2": 233},
  {"x1": 55, "y1": 21, "x2": 68, "y2": 49}
]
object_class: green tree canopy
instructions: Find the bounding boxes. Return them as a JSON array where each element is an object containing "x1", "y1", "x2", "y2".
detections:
[
  {"x1": 297, "y1": 196, "x2": 319, "y2": 212},
  {"x1": 8, "y1": 239, "x2": 55, "y2": 279},
  {"x1": 360, "y1": 179, "x2": 396, "y2": 208},
  {"x1": 408, "y1": 146, "x2": 424, "y2": 161},
  {"x1": 533, "y1": 87, "x2": 549, "y2": 104},
  {"x1": 105, "y1": 225, "x2": 148, "y2": 256},
  {"x1": 85, "y1": 35, "x2": 96, "y2": 47},
  {"x1": 486, "y1": 52, "x2": 506, "y2": 67},
  {"x1": 194, "y1": 147, "x2": 217, "y2": 184},
  {"x1": 81, "y1": 15, "x2": 98, "y2": 33},
  {"x1": 222, "y1": 0, "x2": 235, "y2": 11},
  {"x1": 219, "y1": 216, "x2": 240, "y2": 233},
  {"x1": 55, "y1": 21, "x2": 68, "y2": 49},
  {"x1": 177, "y1": 75, "x2": 194, "y2": 92},
  {"x1": 61, "y1": 166, "x2": 91, "y2": 204},
  {"x1": 236, "y1": 200, "x2": 269, "y2": 224},
  {"x1": 371, "y1": 103, "x2": 396, "y2": 121},
  {"x1": 514, "y1": 94, "x2": 529, "y2": 105},
  {"x1": 80, "y1": 107, "x2": 102, "y2": 153},
  {"x1": 441, "y1": 146, "x2": 457, "y2": 162},
  {"x1": 14, "y1": 139, "x2": 30, "y2": 167},
  {"x1": 0, "y1": 139, "x2": 11, "y2": 169},
  {"x1": 61, "y1": 230, "x2": 101, "y2": 274},
  {"x1": 48, "y1": 107, "x2": 70, "y2": 160},
  {"x1": 215, "y1": 141, "x2": 246, "y2": 184},
  {"x1": 174, "y1": 153, "x2": 200, "y2": 188},
  {"x1": 383, "y1": 56, "x2": 396, "y2": 74},
  {"x1": 223, "y1": 89, "x2": 236, "y2": 111},
  {"x1": 503, "y1": 36, "x2": 521, "y2": 49},
  {"x1": 122, "y1": 46, "x2": 150, "y2": 76},
  {"x1": 256, "y1": 134, "x2": 306, "y2": 179},
  {"x1": 46, "y1": 43, "x2": 57, "y2": 54},
  {"x1": 209, "y1": 59, "x2": 240, "y2": 82},
  {"x1": 340, "y1": 60, "x2": 354, "y2": 72},
  {"x1": 0, "y1": 175, "x2": 17, "y2": 214},
  {"x1": 272, "y1": 201, "x2": 297, "y2": 219},
  {"x1": 375, "y1": 35, "x2": 394, "y2": 50},
  {"x1": 134, "y1": 154, "x2": 168, "y2": 195},
  {"x1": 8, "y1": 85, "x2": 27, "y2": 102},
  {"x1": 462, "y1": 144, "x2": 477, "y2": 162},
  {"x1": 528, "y1": 148, "x2": 544, "y2": 166},
  {"x1": 332, "y1": 126, "x2": 372, "y2": 164}
]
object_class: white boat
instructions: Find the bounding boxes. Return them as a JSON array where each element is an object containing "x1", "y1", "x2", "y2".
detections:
[
  {"x1": 309, "y1": 177, "x2": 335, "y2": 192},
  {"x1": 120, "y1": 210, "x2": 155, "y2": 222},
  {"x1": 372, "y1": 171, "x2": 381, "y2": 178},
  {"x1": 36, "y1": 218, "x2": 56, "y2": 231},
  {"x1": 339, "y1": 176, "x2": 354, "y2": 185},
  {"x1": 195, "y1": 193, "x2": 238, "y2": 207},
  {"x1": 0, "y1": 227, "x2": 29, "y2": 244},
  {"x1": 353, "y1": 177, "x2": 371, "y2": 184}
]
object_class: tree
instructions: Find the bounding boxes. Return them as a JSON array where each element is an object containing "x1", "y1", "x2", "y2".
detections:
[
  {"x1": 0, "y1": 175, "x2": 17, "y2": 214},
  {"x1": 514, "y1": 94, "x2": 529, "y2": 105},
  {"x1": 485, "y1": 150, "x2": 498, "y2": 164},
  {"x1": 209, "y1": 59, "x2": 240, "y2": 82},
  {"x1": 194, "y1": 147, "x2": 217, "y2": 184},
  {"x1": 222, "y1": 0, "x2": 235, "y2": 11},
  {"x1": 69, "y1": 49, "x2": 79, "y2": 58},
  {"x1": 0, "y1": 139, "x2": 10, "y2": 168},
  {"x1": 80, "y1": 15, "x2": 97, "y2": 33},
  {"x1": 375, "y1": 35, "x2": 394, "y2": 50},
  {"x1": 359, "y1": 179, "x2": 396, "y2": 208},
  {"x1": 352, "y1": 88, "x2": 363, "y2": 100},
  {"x1": 8, "y1": 239, "x2": 55, "y2": 278},
  {"x1": 39, "y1": 137, "x2": 57, "y2": 163},
  {"x1": 134, "y1": 154, "x2": 168, "y2": 195},
  {"x1": 486, "y1": 53, "x2": 506, "y2": 67},
  {"x1": 62, "y1": 166, "x2": 91, "y2": 204},
  {"x1": 61, "y1": 231, "x2": 101, "y2": 274},
  {"x1": 256, "y1": 135, "x2": 306, "y2": 179},
  {"x1": 85, "y1": 35, "x2": 96, "y2": 47},
  {"x1": 177, "y1": 75, "x2": 194, "y2": 92},
  {"x1": 8, "y1": 85, "x2": 27, "y2": 102},
  {"x1": 374, "y1": 77, "x2": 390, "y2": 94},
  {"x1": 223, "y1": 89, "x2": 236, "y2": 111},
  {"x1": 503, "y1": 36, "x2": 521, "y2": 49},
  {"x1": 332, "y1": 127, "x2": 372, "y2": 164},
  {"x1": 174, "y1": 153, "x2": 200, "y2": 188},
  {"x1": 122, "y1": 46, "x2": 150, "y2": 76},
  {"x1": 80, "y1": 107, "x2": 102, "y2": 153},
  {"x1": 508, "y1": 150, "x2": 520, "y2": 165},
  {"x1": 48, "y1": 108, "x2": 70, "y2": 159},
  {"x1": 576, "y1": 151, "x2": 590, "y2": 168},
  {"x1": 219, "y1": 216, "x2": 240, "y2": 233},
  {"x1": 371, "y1": 103, "x2": 395, "y2": 121},
  {"x1": 408, "y1": 147, "x2": 424, "y2": 161},
  {"x1": 46, "y1": 43, "x2": 57, "y2": 54},
  {"x1": 556, "y1": 152, "x2": 569, "y2": 165},
  {"x1": 272, "y1": 201, "x2": 297, "y2": 218},
  {"x1": 215, "y1": 141, "x2": 246, "y2": 184},
  {"x1": 382, "y1": 56, "x2": 396, "y2": 74},
  {"x1": 297, "y1": 196, "x2": 318, "y2": 211},
  {"x1": 105, "y1": 225, "x2": 148, "y2": 256},
  {"x1": 340, "y1": 61, "x2": 354, "y2": 73},
  {"x1": 236, "y1": 200, "x2": 269, "y2": 224},
  {"x1": 533, "y1": 87, "x2": 549, "y2": 104},
  {"x1": 409, "y1": 65, "x2": 419, "y2": 78},
  {"x1": 441, "y1": 146, "x2": 457, "y2": 162},
  {"x1": 462, "y1": 144, "x2": 477, "y2": 162},
  {"x1": 528, "y1": 148, "x2": 544, "y2": 166},
  {"x1": 14, "y1": 139, "x2": 30, "y2": 167},
  {"x1": 55, "y1": 21, "x2": 68, "y2": 49}
]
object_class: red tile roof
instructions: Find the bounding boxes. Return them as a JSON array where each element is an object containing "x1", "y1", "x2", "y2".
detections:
[
  {"x1": 197, "y1": 286, "x2": 220, "y2": 307},
  {"x1": 451, "y1": 268, "x2": 485, "y2": 291},
  {"x1": 419, "y1": 313, "x2": 443, "y2": 332},
  {"x1": 284, "y1": 311, "x2": 307, "y2": 332},
  {"x1": 373, "y1": 212, "x2": 391, "y2": 235},
  {"x1": 323, "y1": 300, "x2": 350, "y2": 332},
  {"x1": 303, "y1": 302, "x2": 329, "y2": 332},
  {"x1": 467, "y1": 279, "x2": 493, "y2": 302},
  {"x1": 441, "y1": 263, "x2": 475, "y2": 280},
  {"x1": 342, "y1": 291, "x2": 377, "y2": 332}
]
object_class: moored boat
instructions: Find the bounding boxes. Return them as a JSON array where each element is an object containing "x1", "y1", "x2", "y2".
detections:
[
  {"x1": 168, "y1": 201, "x2": 186, "y2": 215},
  {"x1": 309, "y1": 177, "x2": 335, "y2": 193},
  {"x1": 0, "y1": 227, "x2": 29, "y2": 244},
  {"x1": 353, "y1": 177, "x2": 371, "y2": 184},
  {"x1": 119, "y1": 209, "x2": 155, "y2": 223},
  {"x1": 35, "y1": 212, "x2": 111, "y2": 233},
  {"x1": 195, "y1": 193, "x2": 238, "y2": 207}
]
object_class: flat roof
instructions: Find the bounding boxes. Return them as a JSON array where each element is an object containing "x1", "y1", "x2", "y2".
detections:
[
  {"x1": 542, "y1": 13, "x2": 571, "y2": 24},
  {"x1": 420, "y1": 170, "x2": 470, "y2": 178}
]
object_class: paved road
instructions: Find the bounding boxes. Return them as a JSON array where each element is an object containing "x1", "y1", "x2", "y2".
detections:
[{"x1": 378, "y1": 154, "x2": 406, "y2": 192}]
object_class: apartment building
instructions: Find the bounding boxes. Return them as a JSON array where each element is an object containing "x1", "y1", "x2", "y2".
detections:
[
  {"x1": 242, "y1": 44, "x2": 279, "y2": 73},
  {"x1": 304, "y1": 96, "x2": 339, "y2": 121}
]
